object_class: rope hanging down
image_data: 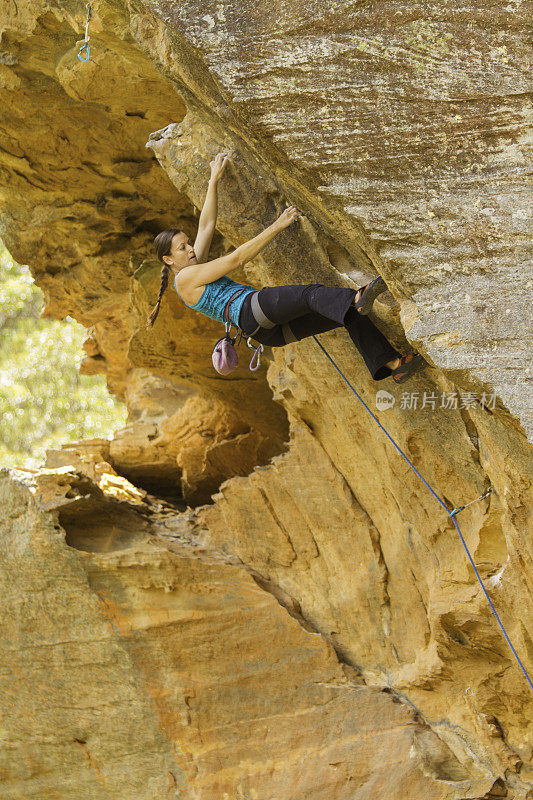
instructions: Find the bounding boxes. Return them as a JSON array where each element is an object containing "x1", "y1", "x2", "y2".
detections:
[
  {"x1": 77, "y1": 3, "x2": 92, "y2": 62},
  {"x1": 311, "y1": 335, "x2": 533, "y2": 693}
]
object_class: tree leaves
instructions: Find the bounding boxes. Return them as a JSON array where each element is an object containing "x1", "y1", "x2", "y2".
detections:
[{"x1": 0, "y1": 241, "x2": 127, "y2": 469}]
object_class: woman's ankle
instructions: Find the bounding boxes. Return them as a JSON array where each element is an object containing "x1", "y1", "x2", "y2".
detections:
[{"x1": 386, "y1": 357, "x2": 400, "y2": 370}]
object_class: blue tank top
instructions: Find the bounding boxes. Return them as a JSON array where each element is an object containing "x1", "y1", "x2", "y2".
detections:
[{"x1": 174, "y1": 274, "x2": 257, "y2": 327}]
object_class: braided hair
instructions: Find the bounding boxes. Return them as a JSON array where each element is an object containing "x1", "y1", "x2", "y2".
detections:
[{"x1": 146, "y1": 228, "x2": 184, "y2": 327}]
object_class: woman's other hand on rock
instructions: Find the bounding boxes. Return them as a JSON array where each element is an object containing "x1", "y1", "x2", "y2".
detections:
[{"x1": 276, "y1": 205, "x2": 302, "y2": 230}]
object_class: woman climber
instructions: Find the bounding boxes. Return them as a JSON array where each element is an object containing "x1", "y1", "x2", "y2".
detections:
[{"x1": 147, "y1": 152, "x2": 427, "y2": 383}]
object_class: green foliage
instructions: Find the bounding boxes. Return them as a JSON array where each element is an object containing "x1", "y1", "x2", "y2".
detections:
[{"x1": 0, "y1": 241, "x2": 127, "y2": 469}]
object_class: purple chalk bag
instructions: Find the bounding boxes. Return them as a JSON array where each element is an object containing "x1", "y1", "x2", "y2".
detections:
[{"x1": 212, "y1": 288, "x2": 264, "y2": 375}]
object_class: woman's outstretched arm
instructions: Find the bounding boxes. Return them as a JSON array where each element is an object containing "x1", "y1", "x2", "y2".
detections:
[
  {"x1": 180, "y1": 207, "x2": 301, "y2": 289},
  {"x1": 193, "y1": 153, "x2": 229, "y2": 263}
]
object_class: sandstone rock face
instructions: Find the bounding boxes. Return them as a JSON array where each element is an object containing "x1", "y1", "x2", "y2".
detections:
[
  {"x1": 1, "y1": 459, "x2": 526, "y2": 800},
  {"x1": 0, "y1": 0, "x2": 532, "y2": 798}
]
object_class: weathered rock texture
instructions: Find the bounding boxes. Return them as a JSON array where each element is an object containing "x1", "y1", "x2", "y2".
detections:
[{"x1": 0, "y1": 0, "x2": 532, "y2": 798}]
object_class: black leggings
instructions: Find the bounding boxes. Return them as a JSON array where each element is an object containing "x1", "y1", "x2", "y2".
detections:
[{"x1": 238, "y1": 283, "x2": 400, "y2": 381}]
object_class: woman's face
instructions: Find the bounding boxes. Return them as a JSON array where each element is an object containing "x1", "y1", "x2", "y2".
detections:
[{"x1": 164, "y1": 232, "x2": 197, "y2": 273}]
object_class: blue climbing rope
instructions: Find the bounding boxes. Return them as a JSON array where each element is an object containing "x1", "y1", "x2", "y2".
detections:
[{"x1": 312, "y1": 335, "x2": 533, "y2": 692}]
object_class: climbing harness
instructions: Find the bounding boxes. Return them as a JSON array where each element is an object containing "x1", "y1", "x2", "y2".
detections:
[
  {"x1": 449, "y1": 487, "x2": 492, "y2": 518},
  {"x1": 312, "y1": 335, "x2": 533, "y2": 692},
  {"x1": 77, "y1": 3, "x2": 92, "y2": 62}
]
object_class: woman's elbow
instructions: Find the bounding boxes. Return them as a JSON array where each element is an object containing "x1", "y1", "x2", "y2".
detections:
[{"x1": 231, "y1": 247, "x2": 246, "y2": 270}]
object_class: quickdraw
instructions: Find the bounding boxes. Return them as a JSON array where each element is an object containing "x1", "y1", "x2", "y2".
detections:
[
  {"x1": 449, "y1": 487, "x2": 492, "y2": 518},
  {"x1": 246, "y1": 336, "x2": 264, "y2": 371},
  {"x1": 77, "y1": 3, "x2": 92, "y2": 62}
]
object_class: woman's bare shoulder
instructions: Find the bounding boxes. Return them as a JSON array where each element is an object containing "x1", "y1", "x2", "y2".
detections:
[{"x1": 175, "y1": 268, "x2": 206, "y2": 306}]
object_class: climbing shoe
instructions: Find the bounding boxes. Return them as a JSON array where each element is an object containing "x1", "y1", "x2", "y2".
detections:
[
  {"x1": 354, "y1": 276, "x2": 387, "y2": 314},
  {"x1": 391, "y1": 352, "x2": 427, "y2": 384}
]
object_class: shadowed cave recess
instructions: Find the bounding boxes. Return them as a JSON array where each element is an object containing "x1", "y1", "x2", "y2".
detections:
[{"x1": 0, "y1": 1, "x2": 532, "y2": 799}]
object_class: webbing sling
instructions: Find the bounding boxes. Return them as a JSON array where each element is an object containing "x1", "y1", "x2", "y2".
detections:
[{"x1": 248, "y1": 292, "x2": 298, "y2": 345}]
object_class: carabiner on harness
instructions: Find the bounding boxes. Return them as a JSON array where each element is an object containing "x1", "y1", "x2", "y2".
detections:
[
  {"x1": 224, "y1": 320, "x2": 245, "y2": 345},
  {"x1": 247, "y1": 336, "x2": 264, "y2": 371}
]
